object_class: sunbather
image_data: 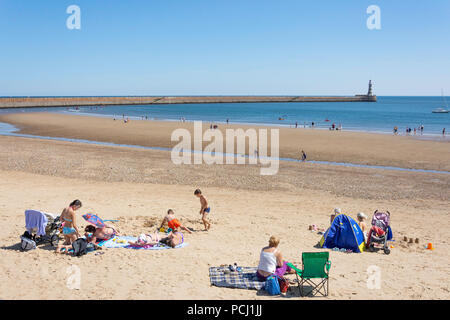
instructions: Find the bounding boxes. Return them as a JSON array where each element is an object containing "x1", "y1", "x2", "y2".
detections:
[
  {"x1": 159, "y1": 209, "x2": 192, "y2": 234},
  {"x1": 128, "y1": 232, "x2": 161, "y2": 247},
  {"x1": 160, "y1": 231, "x2": 184, "y2": 248},
  {"x1": 87, "y1": 223, "x2": 120, "y2": 240},
  {"x1": 256, "y1": 236, "x2": 295, "y2": 281}
]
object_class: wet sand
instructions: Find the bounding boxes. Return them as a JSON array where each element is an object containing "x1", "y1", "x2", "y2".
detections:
[{"x1": 1, "y1": 112, "x2": 449, "y2": 171}]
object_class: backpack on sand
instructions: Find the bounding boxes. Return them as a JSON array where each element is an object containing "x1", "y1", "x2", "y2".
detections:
[
  {"x1": 20, "y1": 235, "x2": 37, "y2": 251},
  {"x1": 72, "y1": 238, "x2": 88, "y2": 256}
]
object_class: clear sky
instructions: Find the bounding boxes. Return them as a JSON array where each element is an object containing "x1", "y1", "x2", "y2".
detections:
[{"x1": 0, "y1": 0, "x2": 449, "y2": 96}]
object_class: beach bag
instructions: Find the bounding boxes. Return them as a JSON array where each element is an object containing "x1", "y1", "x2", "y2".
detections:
[
  {"x1": 265, "y1": 275, "x2": 281, "y2": 295},
  {"x1": 278, "y1": 276, "x2": 290, "y2": 293},
  {"x1": 72, "y1": 238, "x2": 88, "y2": 256},
  {"x1": 20, "y1": 235, "x2": 36, "y2": 251}
]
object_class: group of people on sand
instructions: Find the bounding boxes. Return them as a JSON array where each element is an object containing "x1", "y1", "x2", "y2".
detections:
[
  {"x1": 55, "y1": 200, "x2": 119, "y2": 254},
  {"x1": 54, "y1": 189, "x2": 211, "y2": 253},
  {"x1": 330, "y1": 208, "x2": 369, "y2": 241},
  {"x1": 255, "y1": 208, "x2": 371, "y2": 282}
]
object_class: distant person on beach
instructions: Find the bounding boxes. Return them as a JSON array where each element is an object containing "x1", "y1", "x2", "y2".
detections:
[
  {"x1": 295, "y1": 122, "x2": 298, "y2": 128},
  {"x1": 256, "y1": 236, "x2": 295, "y2": 282},
  {"x1": 394, "y1": 126, "x2": 398, "y2": 135},
  {"x1": 443, "y1": 128, "x2": 446, "y2": 137},
  {"x1": 311, "y1": 121, "x2": 315, "y2": 128},
  {"x1": 159, "y1": 209, "x2": 192, "y2": 234},
  {"x1": 420, "y1": 125, "x2": 424, "y2": 134},
  {"x1": 226, "y1": 119, "x2": 229, "y2": 124},
  {"x1": 194, "y1": 189, "x2": 211, "y2": 231},
  {"x1": 301, "y1": 150, "x2": 307, "y2": 162}
]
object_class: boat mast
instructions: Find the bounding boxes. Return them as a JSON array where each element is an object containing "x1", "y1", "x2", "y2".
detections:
[{"x1": 442, "y1": 89, "x2": 448, "y2": 108}]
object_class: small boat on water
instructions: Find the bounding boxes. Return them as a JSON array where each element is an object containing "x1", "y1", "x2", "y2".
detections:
[
  {"x1": 432, "y1": 108, "x2": 449, "y2": 114},
  {"x1": 433, "y1": 90, "x2": 449, "y2": 113}
]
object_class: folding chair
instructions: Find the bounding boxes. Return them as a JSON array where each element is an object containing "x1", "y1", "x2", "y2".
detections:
[{"x1": 287, "y1": 252, "x2": 331, "y2": 297}]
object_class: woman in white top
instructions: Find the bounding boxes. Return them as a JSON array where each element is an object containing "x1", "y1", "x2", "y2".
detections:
[{"x1": 256, "y1": 236, "x2": 294, "y2": 281}]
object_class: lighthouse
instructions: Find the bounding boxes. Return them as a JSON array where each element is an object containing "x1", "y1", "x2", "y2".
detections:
[{"x1": 368, "y1": 80, "x2": 373, "y2": 96}]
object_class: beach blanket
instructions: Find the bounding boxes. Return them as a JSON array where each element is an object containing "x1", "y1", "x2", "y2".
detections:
[
  {"x1": 99, "y1": 236, "x2": 188, "y2": 250},
  {"x1": 209, "y1": 266, "x2": 266, "y2": 290}
]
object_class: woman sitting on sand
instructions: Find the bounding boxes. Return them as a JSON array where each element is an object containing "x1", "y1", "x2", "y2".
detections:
[{"x1": 256, "y1": 236, "x2": 295, "y2": 281}]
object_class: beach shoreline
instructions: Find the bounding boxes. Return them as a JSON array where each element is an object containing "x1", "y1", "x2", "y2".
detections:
[{"x1": 0, "y1": 112, "x2": 449, "y2": 172}]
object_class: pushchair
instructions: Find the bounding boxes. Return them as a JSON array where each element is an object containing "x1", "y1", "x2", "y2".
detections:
[
  {"x1": 366, "y1": 210, "x2": 391, "y2": 255},
  {"x1": 21, "y1": 210, "x2": 61, "y2": 250}
]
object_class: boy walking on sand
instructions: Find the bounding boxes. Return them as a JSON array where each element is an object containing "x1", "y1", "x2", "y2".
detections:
[{"x1": 194, "y1": 189, "x2": 211, "y2": 231}]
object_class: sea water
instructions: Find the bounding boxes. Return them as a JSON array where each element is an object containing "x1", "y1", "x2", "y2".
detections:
[{"x1": 0, "y1": 96, "x2": 449, "y2": 135}]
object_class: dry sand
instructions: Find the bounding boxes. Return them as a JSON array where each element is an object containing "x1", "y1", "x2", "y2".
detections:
[{"x1": 0, "y1": 112, "x2": 449, "y2": 300}]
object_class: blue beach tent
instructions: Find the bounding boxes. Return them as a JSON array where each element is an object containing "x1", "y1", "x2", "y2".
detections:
[{"x1": 319, "y1": 214, "x2": 365, "y2": 253}]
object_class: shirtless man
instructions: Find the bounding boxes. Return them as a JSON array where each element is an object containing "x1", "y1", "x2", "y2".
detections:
[
  {"x1": 194, "y1": 189, "x2": 210, "y2": 231},
  {"x1": 159, "y1": 209, "x2": 192, "y2": 233}
]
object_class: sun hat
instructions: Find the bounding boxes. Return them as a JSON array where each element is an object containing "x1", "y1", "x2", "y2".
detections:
[{"x1": 334, "y1": 208, "x2": 341, "y2": 214}]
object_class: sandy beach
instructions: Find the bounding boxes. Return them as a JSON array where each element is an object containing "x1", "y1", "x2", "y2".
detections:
[
  {"x1": 1, "y1": 112, "x2": 449, "y2": 171},
  {"x1": 0, "y1": 112, "x2": 449, "y2": 300}
]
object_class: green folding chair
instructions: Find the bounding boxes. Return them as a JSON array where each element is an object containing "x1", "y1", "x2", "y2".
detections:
[{"x1": 287, "y1": 252, "x2": 331, "y2": 297}]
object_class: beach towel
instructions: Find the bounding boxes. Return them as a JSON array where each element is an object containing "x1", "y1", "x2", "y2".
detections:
[
  {"x1": 25, "y1": 210, "x2": 48, "y2": 236},
  {"x1": 99, "y1": 236, "x2": 188, "y2": 250},
  {"x1": 209, "y1": 266, "x2": 266, "y2": 290}
]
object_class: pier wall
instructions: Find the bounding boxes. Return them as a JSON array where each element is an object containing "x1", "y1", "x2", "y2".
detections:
[{"x1": 0, "y1": 95, "x2": 377, "y2": 109}]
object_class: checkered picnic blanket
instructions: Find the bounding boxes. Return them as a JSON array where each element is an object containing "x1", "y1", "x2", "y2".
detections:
[{"x1": 209, "y1": 266, "x2": 266, "y2": 290}]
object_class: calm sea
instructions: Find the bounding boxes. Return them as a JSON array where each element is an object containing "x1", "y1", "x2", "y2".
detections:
[{"x1": 1, "y1": 96, "x2": 449, "y2": 135}]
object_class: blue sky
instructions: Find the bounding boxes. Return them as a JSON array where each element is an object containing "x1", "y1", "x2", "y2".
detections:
[{"x1": 0, "y1": 0, "x2": 449, "y2": 96}]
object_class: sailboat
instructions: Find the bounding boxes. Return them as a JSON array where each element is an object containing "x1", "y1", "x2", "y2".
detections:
[{"x1": 432, "y1": 90, "x2": 449, "y2": 113}]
